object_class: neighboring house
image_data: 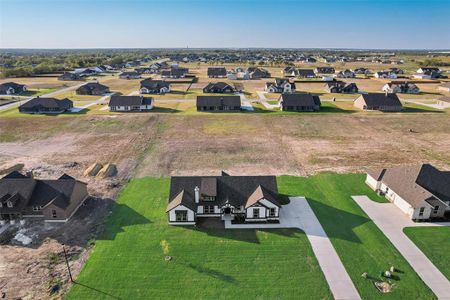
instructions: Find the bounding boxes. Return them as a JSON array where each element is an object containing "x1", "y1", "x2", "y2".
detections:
[
  {"x1": 197, "y1": 96, "x2": 241, "y2": 111},
  {"x1": 265, "y1": 78, "x2": 296, "y2": 93},
  {"x1": 203, "y1": 82, "x2": 236, "y2": 93},
  {"x1": 161, "y1": 67, "x2": 189, "y2": 78},
  {"x1": 139, "y1": 79, "x2": 171, "y2": 94},
  {"x1": 315, "y1": 67, "x2": 335, "y2": 74},
  {"x1": 437, "y1": 82, "x2": 450, "y2": 92},
  {"x1": 374, "y1": 71, "x2": 398, "y2": 79},
  {"x1": 108, "y1": 95, "x2": 153, "y2": 112},
  {"x1": 296, "y1": 69, "x2": 316, "y2": 78},
  {"x1": 336, "y1": 70, "x2": 355, "y2": 78},
  {"x1": 354, "y1": 68, "x2": 370, "y2": 75},
  {"x1": 247, "y1": 67, "x2": 271, "y2": 79},
  {"x1": 58, "y1": 72, "x2": 80, "y2": 81},
  {"x1": 382, "y1": 82, "x2": 420, "y2": 94},
  {"x1": 227, "y1": 71, "x2": 238, "y2": 80},
  {"x1": 413, "y1": 69, "x2": 442, "y2": 79},
  {"x1": 76, "y1": 82, "x2": 110, "y2": 95},
  {"x1": 73, "y1": 68, "x2": 98, "y2": 77},
  {"x1": 366, "y1": 164, "x2": 450, "y2": 221},
  {"x1": 135, "y1": 67, "x2": 154, "y2": 74},
  {"x1": 19, "y1": 97, "x2": 73, "y2": 114},
  {"x1": 166, "y1": 172, "x2": 281, "y2": 225},
  {"x1": 354, "y1": 93, "x2": 403, "y2": 111},
  {"x1": 386, "y1": 68, "x2": 404, "y2": 74},
  {"x1": 417, "y1": 67, "x2": 441, "y2": 74},
  {"x1": 283, "y1": 66, "x2": 297, "y2": 77},
  {"x1": 324, "y1": 81, "x2": 358, "y2": 93},
  {"x1": 280, "y1": 93, "x2": 321, "y2": 112},
  {"x1": 119, "y1": 71, "x2": 141, "y2": 79},
  {"x1": 0, "y1": 171, "x2": 88, "y2": 223},
  {"x1": 0, "y1": 82, "x2": 27, "y2": 95},
  {"x1": 207, "y1": 67, "x2": 227, "y2": 78}
]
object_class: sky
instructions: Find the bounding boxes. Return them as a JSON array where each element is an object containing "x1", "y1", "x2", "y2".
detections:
[{"x1": 0, "y1": 0, "x2": 449, "y2": 49}]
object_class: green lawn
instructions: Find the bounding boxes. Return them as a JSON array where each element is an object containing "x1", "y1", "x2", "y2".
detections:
[
  {"x1": 277, "y1": 173, "x2": 436, "y2": 299},
  {"x1": 67, "y1": 178, "x2": 332, "y2": 300},
  {"x1": 403, "y1": 227, "x2": 450, "y2": 280}
]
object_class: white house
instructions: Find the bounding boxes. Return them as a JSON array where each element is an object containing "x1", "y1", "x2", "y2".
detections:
[
  {"x1": 374, "y1": 71, "x2": 397, "y2": 79},
  {"x1": 366, "y1": 164, "x2": 449, "y2": 221},
  {"x1": 166, "y1": 172, "x2": 282, "y2": 225},
  {"x1": 265, "y1": 78, "x2": 296, "y2": 93},
  {"x1": 108, "y1": 95, "x2": 153, "y2": 112}
]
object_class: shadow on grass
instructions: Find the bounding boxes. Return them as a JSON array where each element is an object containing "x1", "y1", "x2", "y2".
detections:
[
  {"x1": 401, "y1": 106, "x2": 443, "y2": 113},
  {"x1": 72, "y1": 282, "x2": 123, "y2": 300},
  {"x1": 307, "y1": 198, "x2": 371, "y2": 244},
  {"x1": 152, "y1": 107, "x2": 181, "y2": 113},
  {"x1": 101, "y1": 201, "x2": 152, "y2": 241},
  {"x1": 185, "y1": 262, "x2": 238, "y2": 284}
]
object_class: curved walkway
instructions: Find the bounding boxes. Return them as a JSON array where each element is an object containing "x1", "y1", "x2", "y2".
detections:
[
  {"x1": 225, "y1": 197, "x2": 361, "y2": 300},
  {"x1": 352, "y1": 195, "x2": 450, "y2": 299}
]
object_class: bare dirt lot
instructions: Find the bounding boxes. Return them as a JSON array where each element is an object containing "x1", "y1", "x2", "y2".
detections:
[{"x1": 1, "y1": 110, "x2": 450, "y2": 299}]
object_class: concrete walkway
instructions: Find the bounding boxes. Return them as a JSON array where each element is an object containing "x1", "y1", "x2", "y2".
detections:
[
  {"x1": 352, "y1": 195, "x2": 450, "y2": 299},
  {"x1": 238, "y1": 93, "x2": 254, "y2": 111},
  {"x1": 225, "y1": 197, "x2": 361, "y2": 300}
]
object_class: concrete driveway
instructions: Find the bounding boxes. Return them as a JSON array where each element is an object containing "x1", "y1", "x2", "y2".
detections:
[
  {"x1": 238, "y1": 93, "x2": 254, "y2": 111},
  {"x1": 226, "y1": 197, "x2": 361, "y2": 300},
  {"x1": 352, "y1": 195, "x2": 450, "y2": 299}
]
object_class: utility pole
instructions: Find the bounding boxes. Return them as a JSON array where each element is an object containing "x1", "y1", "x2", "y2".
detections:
[{"x1": 62, "y1": 244, "x2": 74, "y2": 283}]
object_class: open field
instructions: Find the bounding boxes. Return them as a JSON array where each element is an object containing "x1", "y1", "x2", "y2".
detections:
[
  {"x1": 66, "y1": 177, "x2": 332, "y2": 300},
  {"x1": 403, "y1": 227, "x2": 450, "y2": 280},
  {"x1": 278, "y1": 173, "x2": 435, "y2": 299},
  {"x1": 1, "y1": 113, "x2": 450, "y2": 178},
  {"x1": 0, "y1": 75, "x2": 78, "y2": 89}
]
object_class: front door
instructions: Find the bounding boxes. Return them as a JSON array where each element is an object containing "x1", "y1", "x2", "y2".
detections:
[{"x1": 223, "y1": 207, "x2": 231, "y2": 214}]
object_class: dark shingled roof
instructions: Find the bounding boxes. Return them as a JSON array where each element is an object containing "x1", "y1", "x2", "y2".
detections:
[
  {"x1": 369, "y1": 164, "x2": 450, "y2": 208},
  {"x1": 197, "y1": 96, "x2": 241, "y2": 107},
  {"x1": 19, "y1": 97, "x2": 73, "y2": 110},
  {"x1": 207, "y1": 67, "x2": 227, "y2": 76},
  {"x1": 109, "y1": 95, "x2": 153, "y2": 106},
  {"x1": 358, "y1": 93, "x2": 402, "y2": 107},
  {"x1": 167, "y1": 174, "x2": 280, "y2": 211},
  {"x1": 281, "y1": 93, "x2": 321, "y2": 106},
  {"x1": 140, "y1": 79, "x2": 170, "y2": 89}
]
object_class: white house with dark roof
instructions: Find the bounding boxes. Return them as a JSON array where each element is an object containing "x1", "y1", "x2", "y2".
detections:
[
  {"x1": 166, "y1": 172, "x2": 282, "y2": 225},
  {"x1": 366, "y1": 164, "x2": 450, "y2": 221}
]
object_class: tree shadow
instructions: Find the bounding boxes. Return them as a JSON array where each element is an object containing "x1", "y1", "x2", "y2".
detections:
[
  {"x1": 306, "y1": 198, "x2": 371, "y2": 244},
  {"x1": 183, "y1": 261, "x2": 238, "y2": 284}
]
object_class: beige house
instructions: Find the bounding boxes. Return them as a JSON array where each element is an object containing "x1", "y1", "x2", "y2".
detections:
[
  {"x1": 354, "y1": 93, "x2": 403, "y2": 111},
  {"x1": 366, "y1": 164, "x2": 449, "y2": 221}
]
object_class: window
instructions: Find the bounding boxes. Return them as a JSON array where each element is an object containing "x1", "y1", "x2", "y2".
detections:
[
  {"x1": 204, "y1": 205, "x2": 214, "y2": 214},
  {"x1": 7, "y1": 201, "x2": 13, "y2": 208},
  {"x1": 175, "y1": 210, "x2": 188, "y2": 222},
  {"x1": 433, "y1": 206, "x2": 439, "y2": 214},
  {"x1": 253, "y1": 208, "x2": 259, "y2": 218},
  {"x1": 33, "y1": 206, "x2": 40, "y2": 211},
  {"x1": 269, "y1": 208, "x2": 276, "y2": 217},
  {"x1": 203, "y1": 196, "x2": 215, "y2": 201},
  {"x1": 419, "y1": 207, "x2": 425, "y2": 217},
  {"x1": 52, "y1": 210, "x2": 57, "y2": 218}
]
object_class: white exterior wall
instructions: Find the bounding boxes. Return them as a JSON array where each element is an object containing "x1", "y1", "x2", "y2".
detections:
[
  {"x1": 411, "y1": 204, "x2": 432, "y2": 220},
  {"x1": 246, "y1": 206, "x2": 267, "y2": 221},
  {"x1": 259, "y1": 199, "x2": 279, "y2": 218},
  {"x1": 365, "y1": 174, "x2": 380, "y2": 190},
  {"x1": 109, "y1": 104, "x2": 153, "y2": 111},
  {"x1": 168, "y1": 205, "x2": 195, "y2": 224}
]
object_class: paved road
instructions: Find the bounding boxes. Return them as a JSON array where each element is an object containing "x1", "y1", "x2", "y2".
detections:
[
  {"x1": 226, "y1": 197, "x2": 361, "y2": 300},
  {"x1": 352, "y1": 195, "x2": 450, "y2": 299},
  {"x1": 0, "y1": 82, "x2": 89, "y2": 112}
]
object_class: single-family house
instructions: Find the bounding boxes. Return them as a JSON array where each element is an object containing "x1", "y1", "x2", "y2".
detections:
[
  {"x1": 166, "y1": 172, "x2": 281, "y2": 225},
  {"x1": 366, "y1": 164, "x2": 450, "y2": 221},
  {"x1": 203, "y1": 82, "x2": 236, "y2": 94},
  {"x1": 280, "y1": 93, "x2": 321, "y2": 112},
  {"x1": 161, "y1": 67, "x2": 189, "y2": 78},
  {"x1": 315, "y1": 67, "x2": 335, "y2": 74},
  {"x1": 207, "y1": 67, "x2": 227, "y2": 78},
  {"x1": 119, "y1": 71, "x2": 141, "y2": 79},
  {"x1": 108, "y1": 96, "x2": 153, "y2": 112},
  {"x1": 58, "y1": 72, "x2": 80, "y2": 81},
  {"x1": 140, "y1": 79, "x2": 171, "y2": 94},
  {"x1": 417, "y1": 67, "x2": 441, "y2": 74},
  {"x1": 354, "y1": 68, "x2": 370, "y2": 75},
  {"x1": 76, "y1": 82, "x2": 110, "y2": 95},
  {"x1": 19, "y1": 97, "x2": 73, "y2": 114},
  {"x1": 283, "y1": 67, "x2": 297, "y2": 77},
  {"x1": 0, "y1": 172, "x2": 88, "y2": 224},
  {"x1": 324, "y1": 81, "x2": 358, "y2": 93},
  {"x1": 374, "y1": 71, "x2": 397, "y2": 79},
  {"x1": 247, "y1": 67, "x2": 271, "y2": 79},
  {"x1": 0, "y1": 82, "x2": 27, "y2": 95},
  {"x1": 265, "y1": 78, "x2": 296, "y2": 93},
  {"x1": 354, "y1": 93, "x2": 403, "y2": 111},
  {"x1": 197, "y1": 96, "x2": 241, "y2": 112},
  {"x1": 382, "y1": 82, "x2": 420, "y2": 94},
  {"x1": 336, "y1": 70, "x2": 355, "y2": 78},
  {"x1": 296, "y1": 69, "x2": 316, "y2": 78}
]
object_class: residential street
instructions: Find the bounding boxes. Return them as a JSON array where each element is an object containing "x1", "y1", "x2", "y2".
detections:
[
  {"x1": 352, "y1": 195, "x2": 450, "y2": 299},
  {"x1": 226, "y1": 197, "x2": 361, "y2": 300}
]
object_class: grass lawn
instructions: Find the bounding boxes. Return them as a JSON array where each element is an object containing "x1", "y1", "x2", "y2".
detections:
[
  {"x1": 403, "y1": 227, "x2": 450, "y2": 280},
  {"x1": 277, "y1": 173, "x2": 436, "y2": 299},
  {"x1": 66, "y1": 178, "x2": 332, "y2": 300}
]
